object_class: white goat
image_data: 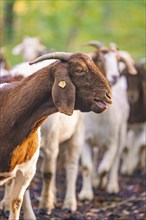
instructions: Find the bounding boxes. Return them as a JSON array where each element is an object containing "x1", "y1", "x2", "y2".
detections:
[
  {"x1": 79, "y1": 76, "x2": 129, "y2": 201},
  {"x1": 39, "y1": 111, "x2": 84, "y2": 213}
]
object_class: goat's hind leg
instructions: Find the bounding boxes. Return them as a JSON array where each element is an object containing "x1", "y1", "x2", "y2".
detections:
[
  {"x1": 22, "y1": 189, "x2": 36, "y2": 220},
  {"x1": 39, "y1": 143, "x2": 59, "y2": 214},
  {"x1": 78, "y1": 143, "x2": 94, "y2": 201},
  {"x1": 63, "y1": 121, "x2": 85, "y2": 211}
]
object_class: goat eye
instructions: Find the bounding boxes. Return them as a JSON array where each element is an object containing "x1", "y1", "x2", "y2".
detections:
[
  {"x1": 76, "y1": 67, "x2": 83, "y2": 72},
  {"x1": 75, "y1": 67, "x2": 86, "y2": 76}
]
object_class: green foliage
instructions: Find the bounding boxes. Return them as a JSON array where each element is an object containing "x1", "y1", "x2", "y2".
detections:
[{"x1": 1, "y1": 0, "x2": 145, "y2": 65}]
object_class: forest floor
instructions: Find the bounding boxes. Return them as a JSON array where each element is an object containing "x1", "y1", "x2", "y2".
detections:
[{"x1": 0, "y1": 155, "x2": 146, "y2": 220}]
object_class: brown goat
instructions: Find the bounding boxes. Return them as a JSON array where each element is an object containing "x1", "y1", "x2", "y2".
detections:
[
  {"x1": 123, "y1": 63, "x2": 146, "y2": 123},
  {"x1": 0, "y1": 52, "x2": 112, "y2": 220},
  {"x1": 120, "y1": 63, "x2": 146, "y2": 175}
]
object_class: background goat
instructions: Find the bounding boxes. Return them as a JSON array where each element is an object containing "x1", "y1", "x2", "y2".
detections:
[
  {"x1": 121, "y1": 61, "x2": 146, "y2": 174},
  {"x1": 12, "y1": 36, "x2": 47, "y2": 61},
  {"x1": 78, "y1": 42, "x2": 136, "y2": 201}
]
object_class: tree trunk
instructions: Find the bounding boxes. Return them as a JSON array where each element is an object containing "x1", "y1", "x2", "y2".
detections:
[{"x1": 4, "y1": 0, "x2": 16, "y2": 42}]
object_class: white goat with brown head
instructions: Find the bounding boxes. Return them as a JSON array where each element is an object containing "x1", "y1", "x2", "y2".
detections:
[{"x1": 79, "y1": 42, "x2": 137, "y2": 201}]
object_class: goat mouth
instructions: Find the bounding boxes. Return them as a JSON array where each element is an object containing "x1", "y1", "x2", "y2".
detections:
[{"x1": 94, "y1": 99, "x2": 108, "y2": 110}]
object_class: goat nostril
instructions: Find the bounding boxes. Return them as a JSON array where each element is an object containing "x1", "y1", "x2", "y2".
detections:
[
  {"x1": 106, "y1": 92, "x2": 111, "y2": 100},
  {"x1": 112, "y1": 75, "x2": 118, "y2": 83}
]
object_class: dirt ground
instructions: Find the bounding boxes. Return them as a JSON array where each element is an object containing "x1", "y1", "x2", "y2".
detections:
[{"x1": 0, "y1": 155, "x2": 146, "y2": 220}]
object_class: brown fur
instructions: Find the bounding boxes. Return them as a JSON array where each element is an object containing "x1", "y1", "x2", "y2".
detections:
[
  {"x1": 10, "y1": 130, "x2": 39, "y2": 171},
  {"x1": 91, "y1": 51, "x2": 107, "y2": 77},
  {"x1": 123, "y1": 64, "x2": 146, "y2": 123},
  {"x1": 0, "y1": 75, "x2": 24, "y2": 83},
  {"x1": 12, "y1": 199, "x2": 21, "y2": 214},
  {"x1": 0, "y1": 53, "x2": 112, "y2": 173}
]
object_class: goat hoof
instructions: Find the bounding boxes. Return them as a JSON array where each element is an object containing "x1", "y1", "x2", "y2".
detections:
[
  {"x1": 39, "y1": 208, "x2": 51, "y2": 215},
  {"x1": 0, "y1": 209, "x2": 9, "y2": 219},
  {"x1": 78, "y1": 191, "x2": 94, "y2": 201},
  {"x1": 107, "y1": 184, "x2": 119, "y2": 194},
  {"x1": 62, "y1": 208, "x2": 72, "y2": 214},
  {"x1": 63, "y1": 201, "x2": 77, "y2": 212}
]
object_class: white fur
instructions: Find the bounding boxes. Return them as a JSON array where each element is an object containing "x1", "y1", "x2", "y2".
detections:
[
  {"x1": 39, "y1": 110, "x2": 84, "y2": 213},
  {"x1": 0, "y1": 83, "x2": 9, "y2": 88},
  {"x1": 79, "y1": 76, "x2": 129, "y2": 200},
  {"x1": 10, "y1": 59, "x2": 56, "y2": 78},
  {"x1": 121, "y1": 122, "x2": 146, "y2": 175},
  {"x1": 104, "y1": 51, "x2": 119, "y2": 84}
]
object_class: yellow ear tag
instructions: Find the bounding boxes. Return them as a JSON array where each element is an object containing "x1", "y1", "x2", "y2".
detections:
[{"x1": 58, "y1": 81, "x2": 66, "y2": 88}]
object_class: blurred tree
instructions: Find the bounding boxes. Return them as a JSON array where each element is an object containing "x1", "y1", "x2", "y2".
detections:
[
  {"x1": 66, "y1": 1, "x2": 88, "y2": 51},
  {"x1": 1, "y1": 0, "x2": 145, "y2": 64},
  {"x1": 4, "y1": 0, "x2": 16, "y2": 42}
]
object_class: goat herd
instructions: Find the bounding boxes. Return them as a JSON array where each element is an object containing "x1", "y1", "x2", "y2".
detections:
[{"x1": 0, "y1": 37, "x2": 146, "y2": 220}]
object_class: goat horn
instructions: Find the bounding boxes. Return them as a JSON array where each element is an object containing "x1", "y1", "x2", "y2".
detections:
[
  {"x1": 29, "y1": 52, "x2": 74, "y2": 65},
  {"x1": 118, "y1": 51, "x2": 137, "y2": 75},
  {"x1": 83, "y1": 41, "x2": 106, "y2": 50}
]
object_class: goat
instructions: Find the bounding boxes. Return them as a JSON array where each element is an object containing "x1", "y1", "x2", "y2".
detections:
[
  {"x1": 1, "y1": 59, "x2": 83, "y2": 214},
  {"x1": 83, "y1": 41, "x2": 137, "y2": 85},
  {"x1": 6, "y1": 53, "x2": 86, "y2": 212},
  {"x1": 121, "y1": 62, "x2": 146, "y2": 174},
  {"x1": 78, "y1": 42, "x2": 136, "y2": 201},
  {"x1": 12, "y1": 36, "x2": 47, "y2": 61},
  {"x1": 0, "y1": 52, "x2": 112, "y2": 220},
  {"x1": 39, "y1": 110, "x2": 84, "y2": 213}
]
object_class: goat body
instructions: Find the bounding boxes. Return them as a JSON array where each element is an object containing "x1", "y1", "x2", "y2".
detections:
[
  {"x1": 79, "y1": 76, "x2": 129, "y2": 200},
  {"x1": 40, "y1": 110, "x2": 84, "y2": 212},
  {"x1": 0, "y1": 66, "x2": 56, "y2": 174}
]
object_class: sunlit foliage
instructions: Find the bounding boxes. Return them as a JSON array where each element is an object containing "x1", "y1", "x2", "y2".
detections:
[{"x1": 1, "y1": 0, "x2": 145, "y2": 65}]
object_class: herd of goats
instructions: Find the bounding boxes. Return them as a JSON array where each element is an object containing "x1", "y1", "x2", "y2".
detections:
[{"x1": 0, "y1": 37, "x2": 146, "y2": 220}]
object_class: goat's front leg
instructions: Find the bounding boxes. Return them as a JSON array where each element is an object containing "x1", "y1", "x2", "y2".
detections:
[
  {"x1": 9, "y1": 168, "x2": 36, "y2": 220},
  {"x1": 39, "y1": 142, "x2": 59, "y2": 214},
  {"x1": 0, "y1": 180, "x2": 14, "y2": 218}
]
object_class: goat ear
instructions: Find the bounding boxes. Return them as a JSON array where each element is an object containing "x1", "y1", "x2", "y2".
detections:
[
  {"x1": 12, "y1": 44, "x2": 23, "y2": 55},
  {"x1": 52, "y1": 70, "x2": 76, "y2": 116}
]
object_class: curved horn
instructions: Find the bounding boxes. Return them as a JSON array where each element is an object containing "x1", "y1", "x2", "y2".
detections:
[
  {"x1": 118, "y1": 51, "x2": 137, "y2": 75},
  {"x1": 29, "y1": 52, "x2": 73, "y2": 65},
  {"x1": 83, "y1": 41, "x2": 106, "y2": 50}
]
